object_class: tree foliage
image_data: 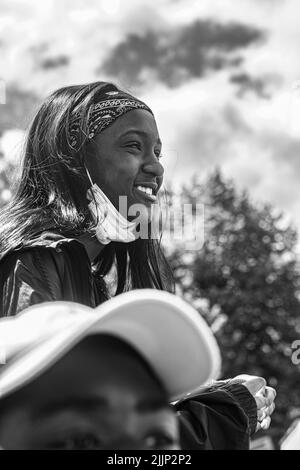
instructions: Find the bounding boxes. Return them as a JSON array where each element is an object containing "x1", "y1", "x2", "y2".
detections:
[{"x1": 167, "y1": 171, "x2": 300, "y2": 445}]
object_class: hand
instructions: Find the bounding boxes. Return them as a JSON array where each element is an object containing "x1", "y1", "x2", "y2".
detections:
[{"x1": 230, "y1": 374, "x2": 276, "y2": 432}]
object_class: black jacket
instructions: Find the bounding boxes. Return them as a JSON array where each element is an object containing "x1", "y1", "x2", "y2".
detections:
[
  {"x1": 0, "y1": 233, "x2": 257, "y2": 449},
  {"x1": 0, "y1": 233, "x2": 107, "y2": 315}
]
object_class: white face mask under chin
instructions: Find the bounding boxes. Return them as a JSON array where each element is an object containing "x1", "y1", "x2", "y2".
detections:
[{"x1": 87, "y1": 183, "x2": 138, "y2": 245}]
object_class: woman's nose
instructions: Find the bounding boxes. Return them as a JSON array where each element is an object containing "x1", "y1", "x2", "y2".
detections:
[{"x1": 142, "y1": 160, "x2": 164, "y2": 178}]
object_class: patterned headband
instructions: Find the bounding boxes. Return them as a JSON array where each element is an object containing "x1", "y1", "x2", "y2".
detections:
[{"x1": 68, "y1": 88, "x2": 153, "y2": 151}]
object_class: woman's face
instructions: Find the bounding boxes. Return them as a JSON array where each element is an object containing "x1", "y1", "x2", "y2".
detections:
[{"x1": 85, "y1": 109, "x2": 164, "y2": 221}]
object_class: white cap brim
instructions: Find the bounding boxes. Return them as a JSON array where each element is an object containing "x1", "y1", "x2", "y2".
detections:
[{"x1": 0, "y1": 290, "x2": 221, "y2": 401}]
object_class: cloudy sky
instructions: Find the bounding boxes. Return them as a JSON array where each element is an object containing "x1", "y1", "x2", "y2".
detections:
[{"x1": 1, "y1": 0, "x2": 300, "y2": 248}]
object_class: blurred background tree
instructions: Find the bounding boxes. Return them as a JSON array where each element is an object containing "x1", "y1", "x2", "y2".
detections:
[
  {"x1": 167, "y1": 171, "x2": 300, "y2": 447},
  {"x1": 0, "y1": 87, "x2": 39, "y2": 135},
  {"x1": 0, "y1": 87, "x2": 39, "y2": 206},
  {"x1": 0, "y1": 152, "x2": 14, "y2": 209}
]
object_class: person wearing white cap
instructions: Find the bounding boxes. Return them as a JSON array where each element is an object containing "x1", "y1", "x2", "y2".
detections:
[{"x1": 0, "y1": 290, "x2": 275, "y2": 450}]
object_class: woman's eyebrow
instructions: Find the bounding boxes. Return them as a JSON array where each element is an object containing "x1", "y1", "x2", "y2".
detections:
[{"x1": 119, "y1": 129, "x2": 162, "y2": 145}]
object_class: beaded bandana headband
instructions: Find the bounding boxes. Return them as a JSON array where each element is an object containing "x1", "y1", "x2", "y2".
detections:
[{"x1": 68, "y1": 88, "x2": 153, "y2": 151}]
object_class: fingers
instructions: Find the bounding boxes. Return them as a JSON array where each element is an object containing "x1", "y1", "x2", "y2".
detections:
[
  {"x1": 267, "y1": 402, "x2": 276, "y2": 416},
  {"x1": 246, "y1": 377, "x2": 267, "y2": 395},
  {"x1": 255, "y1": 385, "x2": 276, "y2": 433},
  {"x1": 255, "y1": 419, "x2": 271, "y2": 432},
  {"x1": 265, "y1": 386, "x2": 277, "y2": 404},
  {"x1": 256, "y1": 386, "x2": 276, "y2": 407},
  {"x1": 257, "y1": 408, "x2": 266, "y2": 420},
  {"x1": 257, "y1": 401, "x2": 275, "y2": 422},
  {"x1": 229, "y1": 375, "x2": 277, "y2": 434},
  {"x1": 256, "y1": 416, "x2": 271, "y2": 431},
  {"x1": 260, "y1": 416, "x2": 271, "y2": 430},
  {"x1": 255, "y1": 394, "x2": 268, "y2": 410},
  {"x1": 235, "y1": 375, "x2": 267, "y2": 396}
]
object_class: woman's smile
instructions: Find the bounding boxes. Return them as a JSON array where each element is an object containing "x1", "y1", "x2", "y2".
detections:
[{"x1": 133, "y1": 182, "x2": 158, "y2": 204}]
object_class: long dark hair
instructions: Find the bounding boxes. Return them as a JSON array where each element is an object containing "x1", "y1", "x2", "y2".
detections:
[{"x1": 0, "y1": 82, "x2": 174, "y2": 294}]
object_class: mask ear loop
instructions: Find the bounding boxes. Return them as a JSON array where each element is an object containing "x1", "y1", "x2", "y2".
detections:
[
  {"x1": 85, "y1": 166, "x2": 94, "y2": 187},
  {"x1": 84, "y1": 166, "x2": 105, "y2": 226}
]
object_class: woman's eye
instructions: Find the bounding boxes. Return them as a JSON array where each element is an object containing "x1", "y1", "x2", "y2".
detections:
[
  {"x1": 49, "y1": 434, "x2": 101, "y2": 450},
  {"x1": 125, "y1": 142, "x2": 162, "y2": 159},
  {"x1": 126, "y1": 141, "x2": 141, "y2": 150}
]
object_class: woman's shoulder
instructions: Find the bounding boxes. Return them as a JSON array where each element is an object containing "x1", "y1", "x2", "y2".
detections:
[
  {"x1": 1, "y1": 232, "x2": 87, "y2": 265},
  {"x1": 0, "y1": 232, "x2": 91, "y2": 291},
  {"x1": 20, "y1": 231, "x2": 85, "y2": 252},
  {"x1": 0, "y1": 232, "x2": 94, "y2": 316}
]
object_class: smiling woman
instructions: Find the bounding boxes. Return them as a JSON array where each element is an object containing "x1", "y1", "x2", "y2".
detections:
[
  {"x1": 0, "y1": 80, "x2": 276, "y2": 451},
  {"x1": 0, "y1": 81, "x2": 174, "y2": 315}
]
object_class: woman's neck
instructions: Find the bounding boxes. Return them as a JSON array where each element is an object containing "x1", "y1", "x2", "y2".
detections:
[{"x1": 76, "y1": 234, "x2": 106, "y2": 263}]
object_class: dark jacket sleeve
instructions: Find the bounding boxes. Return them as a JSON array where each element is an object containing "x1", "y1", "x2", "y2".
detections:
[
  {"x1": 176, "y1": 384, "x2": 257, "y2": 450},
  {"x1": 0, "y1": 248, "x2": 65, "y2": 317}
]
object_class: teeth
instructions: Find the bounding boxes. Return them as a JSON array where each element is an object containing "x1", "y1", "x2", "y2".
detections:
[{"x1": 136, "y1": 185, "x2": 153, "y2": 195}]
